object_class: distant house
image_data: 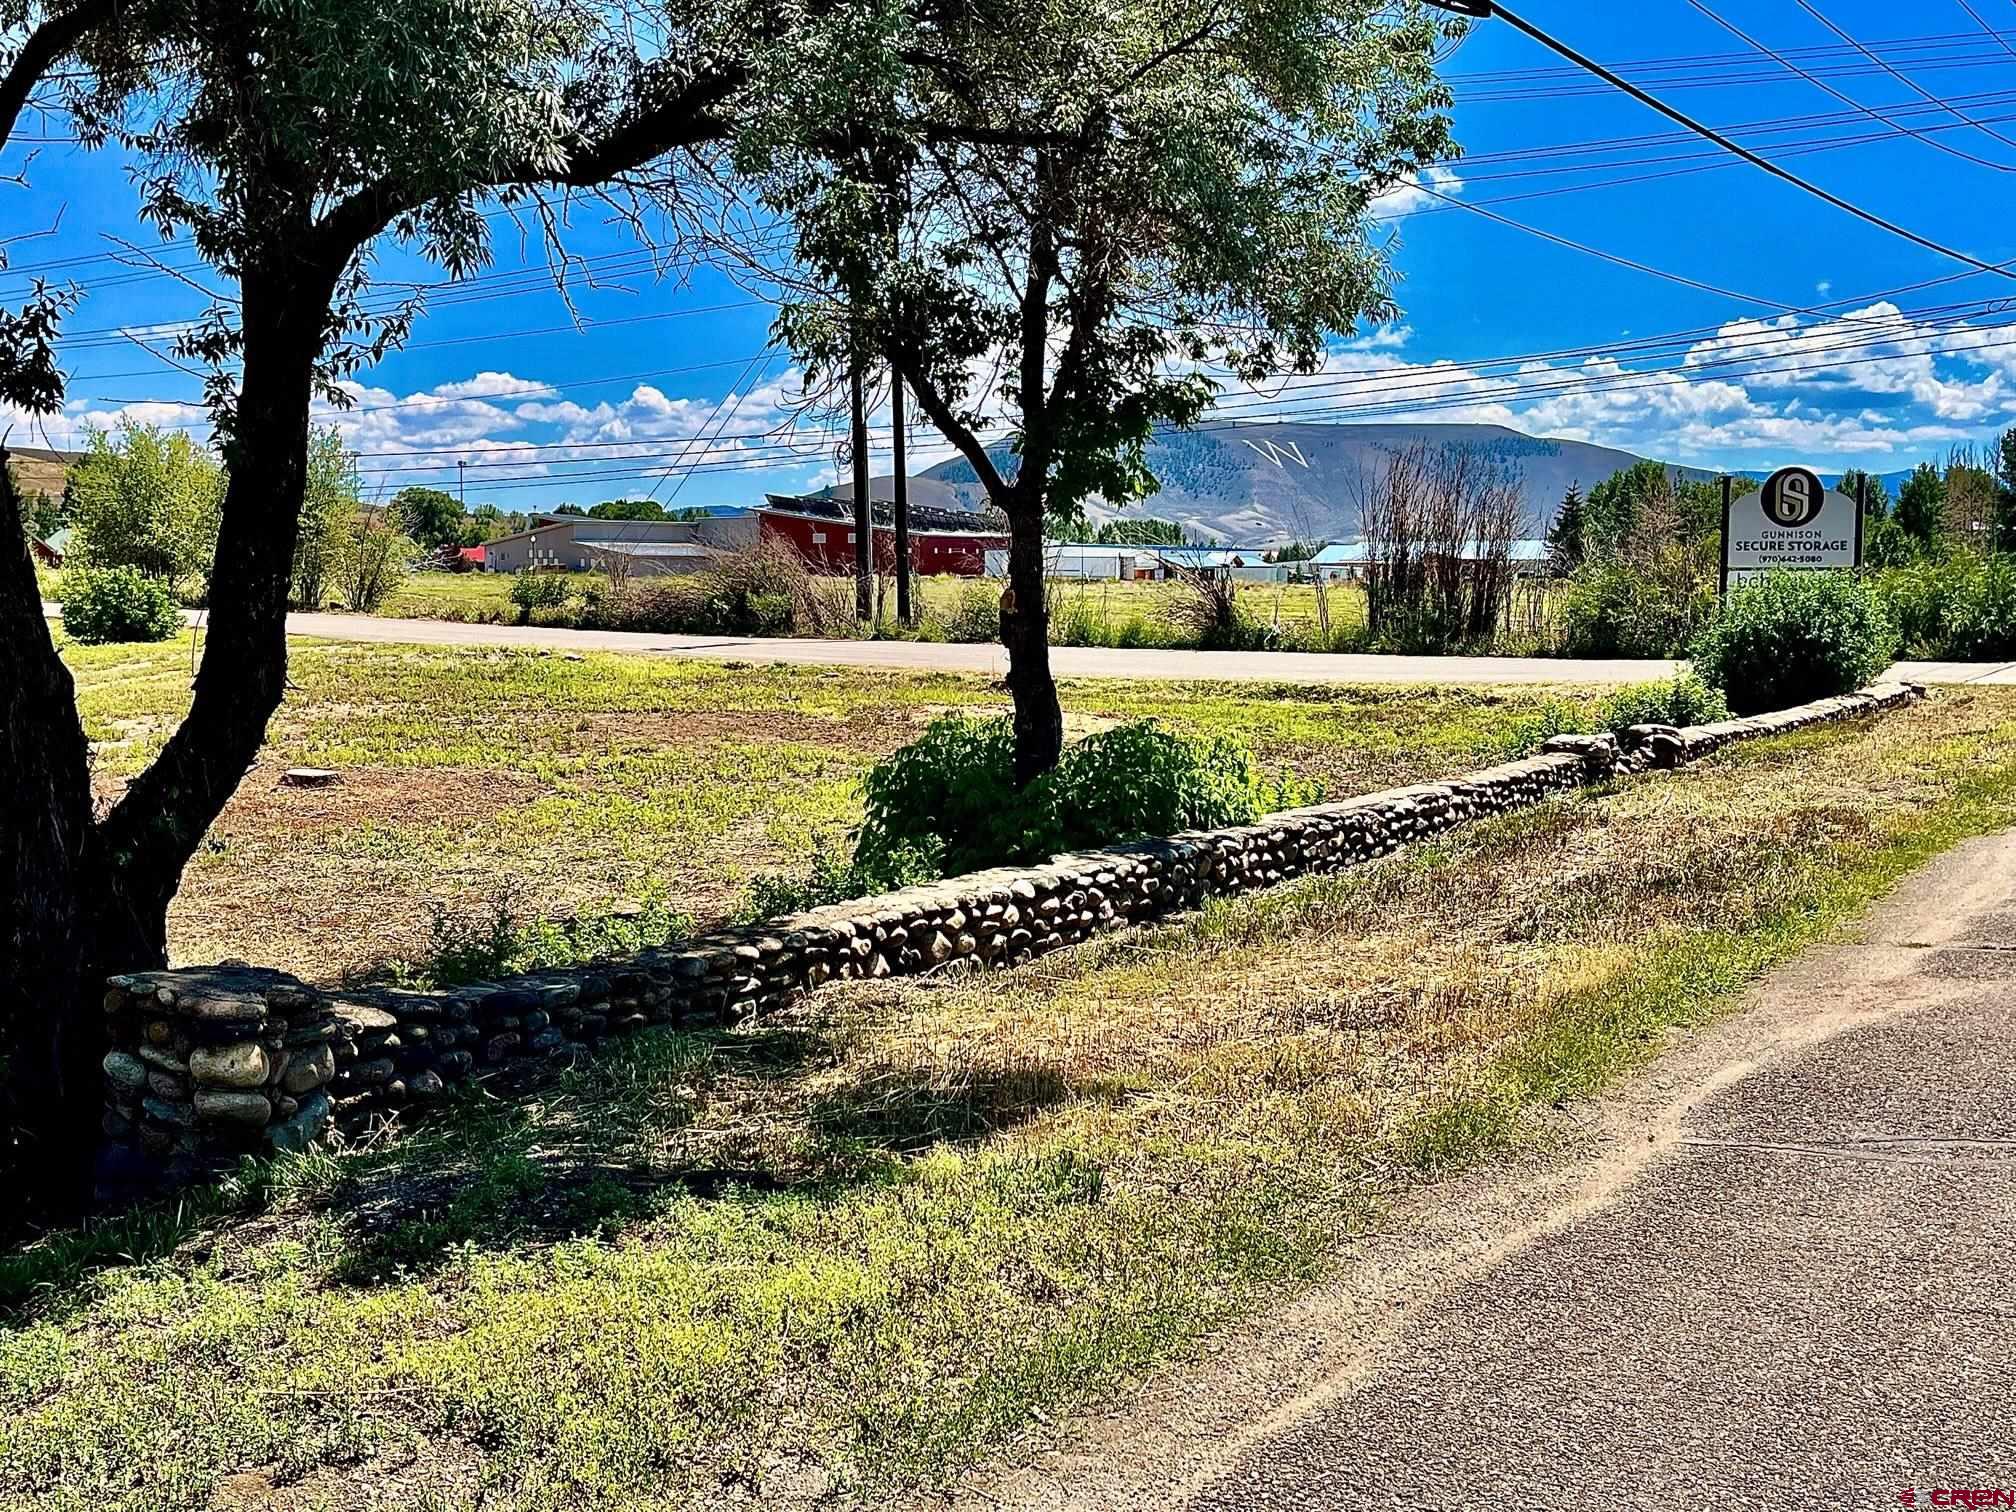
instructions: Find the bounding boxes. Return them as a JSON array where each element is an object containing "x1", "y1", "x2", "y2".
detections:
[
  {"x1": 31, "y1": 527, "x2": 70, "y2": 568},
  {"x1": 1309, "y1": 539, "x2": 1551, "y2": 582},
  {"x1": 758, "y1": 494, "x2": 1006, "y2": 577}
]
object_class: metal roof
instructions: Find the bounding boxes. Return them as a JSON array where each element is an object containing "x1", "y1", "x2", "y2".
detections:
[
  {"x1": 1311, "y1": 539, "x2": 1552, "y2": 565},
  {"x1": 763, "y1": 493, "x2": 1007, "y2": 537},
  {"x1": 584, "y1": 541, "x2": 717, "y2": 559}
]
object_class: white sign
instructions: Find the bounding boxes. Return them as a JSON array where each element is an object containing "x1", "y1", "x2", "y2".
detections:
[{"x1": 1721, "y1": 465, "x2": 1863, "y2": 592}]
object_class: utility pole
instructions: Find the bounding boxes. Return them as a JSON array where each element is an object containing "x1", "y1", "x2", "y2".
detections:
[
  {"x1": 457, "y1": 459, "x2": 466, "y2": 511},
  {"x1": 891, "y1": 366, "x2": 912, "y2": 624},
  {"x1": 850, "y1": 354, "x2": 873, "y2": 622}
]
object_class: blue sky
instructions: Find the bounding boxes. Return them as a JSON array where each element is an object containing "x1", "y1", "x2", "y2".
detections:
[{"x1": 8, "y1": 0, "x2": 2016, "y2": 515}]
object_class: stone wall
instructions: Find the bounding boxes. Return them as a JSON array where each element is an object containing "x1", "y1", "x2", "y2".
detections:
[{"x1": 96, "y1": 681, "x2": 1924, "y2": 1197}]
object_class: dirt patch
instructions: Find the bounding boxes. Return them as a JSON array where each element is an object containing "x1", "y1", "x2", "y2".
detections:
[
  {"x1": 572, "y1": 705, "x2": 919, "y2": 755},
  {"x1": 166, "y1": 764, "x2": 548, "y2": 981}
]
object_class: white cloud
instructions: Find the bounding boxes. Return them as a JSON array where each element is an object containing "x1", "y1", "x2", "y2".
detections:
[{"x1": 1370, "y1": 166, "x2": 1463, "y2": 220}]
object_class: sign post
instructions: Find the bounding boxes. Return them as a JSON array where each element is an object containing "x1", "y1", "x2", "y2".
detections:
[{"x1": 1719, "y1": 465, "x2": 1863, "y2": 595}]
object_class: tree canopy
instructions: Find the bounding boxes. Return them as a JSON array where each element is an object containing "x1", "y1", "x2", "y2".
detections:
[{"x1": 743, "y1": 0, "x2": 1457, "y2": 774}]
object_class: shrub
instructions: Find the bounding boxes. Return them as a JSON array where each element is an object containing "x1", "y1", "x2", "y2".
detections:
[
  {"x1": 58, "y1": 565, "x2": 184, "y2": 644},
  {"x1": 1165, "y1": 568, "x2": 1280, "y2": 651},
  {"x1": 740, "y1": 838, "x2": 944, "y2": 918},
  {"x1": 585, "y1": 540, "x2": 852, "y2": 638},
  {"x1": 509, "y1": 570, "x2": 572, "y2": 622},
  {"x1": 1870, "y1": 556, "x2": 1955, "y2": 653},
  {"x1": 933, "y1": 583, "x2": 1000, "y2": 644},
  {"x1": 1556, "y1": 557, "x2": 1714, "y2": 658},
  {"x1": 401, "y1": 888, "x2": 689, "y2": 988},
  {"x1": 855, "y1": 714, "x2": 1318, "y2": 880},
  {"x1": 1593, "y1": 673, "x2": 1731, "y2": 733},
  {"x1": 1689, "y1": 570, "x2": 1897, "y2": 715},
  {"x1": 1873, "y1": 552, "x2": 2016, "y2": 660},
  {"x1": 857, "y1": 715, "x2": 1020, "y2": 878},
  {"x1": 1039, "y1": 720, "x2": 1318, "y2": 842},
  {"x1": 1940, "y1": 555, "x2": 2016, "y2": 659}
]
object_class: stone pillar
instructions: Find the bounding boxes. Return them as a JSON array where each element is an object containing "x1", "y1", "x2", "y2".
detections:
[{"x1": 98, "y1": 964, "x2": 337, "y2": 1200}]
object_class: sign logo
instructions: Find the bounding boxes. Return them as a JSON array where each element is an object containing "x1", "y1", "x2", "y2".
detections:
[{"x1": 1761, "y1": 465, "x2": 1825, "y2": 528}]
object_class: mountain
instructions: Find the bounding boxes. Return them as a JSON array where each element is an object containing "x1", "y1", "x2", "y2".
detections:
[
  {"x1": 3, "y1": 445, "x2": 80, "y2": 503},
  {"x1": 908, "y1": 423, "x2": 1721, "y2": 544}
]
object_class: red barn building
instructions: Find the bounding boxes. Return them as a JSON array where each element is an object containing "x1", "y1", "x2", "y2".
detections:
[{"x1": 758, "y1": 494, "x2": 1006, "y2": 577}]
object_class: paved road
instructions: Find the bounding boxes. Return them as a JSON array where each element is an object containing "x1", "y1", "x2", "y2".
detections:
[
  {"x1": 47, "y1": 603, "x2": 2016, "y2": 683},
  {"x1": 963, "y1": 831, "x2": 2016, "y2": 1511}
]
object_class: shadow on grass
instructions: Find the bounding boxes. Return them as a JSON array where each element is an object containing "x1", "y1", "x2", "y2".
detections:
[{"x1": 3, "y1": 1014, "x2": 1093, "y2": 1313}]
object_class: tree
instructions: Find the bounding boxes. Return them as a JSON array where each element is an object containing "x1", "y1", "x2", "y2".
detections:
[
  {"x1": 291, "y1": 427, "x2": 363, "y2": 608},
  {"x1": 335, "y1": 505, "x2": 417, "y2": 611},
  {"x1": 390, "y1": 485, "x2": 463, "y2": 548},
  {"x1": 1996, "y1": 428, "x2": 2016, "y2": 554},
  {"x1": 552, "y1": 502, "x2": 588, "y2": 516},
  {"x1": 1546, "y1": 483, "x2": 1586, "y2": 571},
  {"x1": 1896, "y1": 462, "x2": 1947, "y2": 547},
  {"x1": 1836, "y1": 467, "x2": 1891, "y2": 523},
  {"x1": 0, "y1": 0, "x2": 752, "y2": 1209},
  {"x1": 587, "y1": 498, "x2": 668, "y2": 520},
  {"x1": 1944, "y1": 444, "x2": 1996, "y2": 548},
  {"x1": 751, "y1": 0, "x2": 1456, "y2": 778},
  {"x1": 1582, "y1": 460, "x2": 1700, "y2": 555},
  {"x1": 63, "y1": 422, "x2": 224, "y2": 586}
]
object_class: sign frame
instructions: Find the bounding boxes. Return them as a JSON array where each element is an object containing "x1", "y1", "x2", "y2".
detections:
[{"x1": 1718, "y1": 467, "x2": 1865, "y2": 597}]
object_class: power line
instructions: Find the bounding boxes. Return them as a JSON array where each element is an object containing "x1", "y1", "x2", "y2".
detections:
[
  {"x1": 1786, "y1": 0, "x2": 2016, "y2": 152},
  {"x1": 1439, "y1": 0, "x2": 2016, "y2": 283},
  {"x1": 1679, "y1": 0, "x2": 2016, "y2": 171}
]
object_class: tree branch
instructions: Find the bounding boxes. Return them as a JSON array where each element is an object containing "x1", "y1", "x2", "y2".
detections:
[
  {"x1": 890, "y1": 346, "x2": 1006, "y2": 500},
  {"x1": 0, "y1": 0, "x2": 119, "y2": 151}
]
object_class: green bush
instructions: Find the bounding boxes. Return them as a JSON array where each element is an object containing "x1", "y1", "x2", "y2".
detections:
[
  {"x1": 1873, "y1": 553, "x2": 2016, "y2": 660},
  {"x1": 1689, "y1": 570, "x2": 1897, "y2": 715},
  {"x1": 402, "y1": 889, "x2": 689, "y2": 988},
  {"x1": 1941, "y1": 555, "x2": 2016, "y2": 659},
  {"x1": 1556, "y1": 558, "x2": 1713, "y2": 658},
  {"x1": 1870, "y1": 556, "x2": 1954, "y2": 653},
  {"x1": 855, "y1": 714, "x2": 1319, "y2": 881},
  {"x1": 509, "y1": 570, "x2": 572, "y2": 622},
  {"x1": 935, "y1": 584, "x2": 1000, "y2": 643},
  {"x1": 1593, "y1": 673, "x2": 1731, "y2": 733},
  {"x1": 740, "y1": 838, "x2": 944, "y2": 918},
  {"x1": 58, "y1": 565, "x2": 184, "y2": 644}
]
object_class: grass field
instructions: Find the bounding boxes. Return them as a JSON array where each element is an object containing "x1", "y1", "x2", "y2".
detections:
[
  {"x1": 64, "y1": 637, "x2": 1598, "y2": 982},
  {"x1": 7, "y1": 686, "x2": 2014, "y2": 1511}
]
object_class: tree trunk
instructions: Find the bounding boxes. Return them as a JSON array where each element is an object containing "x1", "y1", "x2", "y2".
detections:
[
  {"x1": 0, "y1": 263, "x2": 329, "y2": 1217},
  {"x1": 1001, "y1": 490, "x2": 1062, "y2": 784}
]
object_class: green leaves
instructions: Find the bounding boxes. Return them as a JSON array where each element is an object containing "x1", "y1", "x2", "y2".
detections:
[{"x1": 748, "y1": 0, "x2": 1458, "y2": 522}]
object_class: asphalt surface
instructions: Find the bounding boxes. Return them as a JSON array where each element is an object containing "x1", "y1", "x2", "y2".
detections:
[
  {"x1": 959, "y1": 831, "x2": 2016, "y2": 1512},
  {"x1": 44, "y1": 603, "x2": 2016, "y2": 685}
]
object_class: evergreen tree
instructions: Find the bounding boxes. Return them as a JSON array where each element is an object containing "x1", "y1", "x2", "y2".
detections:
[
  {"x1": 1546, "y1": 483, "x2": 1586, "y2": 569},
  {"x1": 1895, "y1": 462, "x2": 1947, "y2": 547}
]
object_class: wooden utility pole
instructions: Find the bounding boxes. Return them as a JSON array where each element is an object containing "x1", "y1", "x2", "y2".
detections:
[
  {"x1": 891, "y1": 368, "x2": 912, "y2": 624},
  {"x1": 850, "y1": 355, "x2": 872, "y2": 622}
]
